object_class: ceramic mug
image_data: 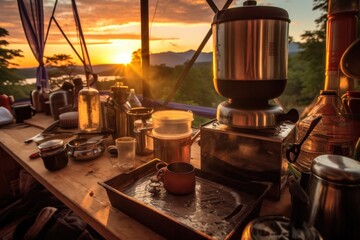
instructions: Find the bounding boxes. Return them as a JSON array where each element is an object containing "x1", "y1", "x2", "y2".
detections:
[
  {"x1": 156, "y1": 161, "x2": 196, "y2": 195},
  {"x1": 13, "y1": 104, "x2": 36, "y2": 123}
]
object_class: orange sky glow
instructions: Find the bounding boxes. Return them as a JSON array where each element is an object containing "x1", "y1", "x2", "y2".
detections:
[{"x1": 1, "y1": 0, "x2": 319, "y2": 68}]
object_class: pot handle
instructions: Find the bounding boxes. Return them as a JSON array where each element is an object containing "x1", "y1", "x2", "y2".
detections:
[
  {"x1": 276, "y1": 108, "x2": 299, "y2": 124},
  {"x1": 286, "y1": 116, "x2": 322, "y2": 163},
  {"x1": 190, "y1": 130, "x2": 201, "y2": 146}
]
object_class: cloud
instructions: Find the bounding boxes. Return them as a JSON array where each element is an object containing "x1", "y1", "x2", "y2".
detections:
[{"x1": 1, "y1": 0, "x2": 226, "y2": 44}]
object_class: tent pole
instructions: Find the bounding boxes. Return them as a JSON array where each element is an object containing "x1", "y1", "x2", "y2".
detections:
[{"x1": 140, "y1": 0, "x2": 151, "y2": 103}]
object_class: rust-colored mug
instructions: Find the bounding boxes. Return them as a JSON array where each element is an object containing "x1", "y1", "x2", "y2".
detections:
[{"x1": 156, "y1": 161, "x2": 195, "y2": 195}]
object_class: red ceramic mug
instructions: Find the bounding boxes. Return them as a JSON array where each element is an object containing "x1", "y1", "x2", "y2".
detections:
[{"x1": 156, "y1": 161, "x2": 196, "y2": 195}]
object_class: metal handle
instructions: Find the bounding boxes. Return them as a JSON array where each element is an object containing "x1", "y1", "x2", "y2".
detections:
[{"x1": 286, "y1": 116, "x2": 322, "y2": 163}]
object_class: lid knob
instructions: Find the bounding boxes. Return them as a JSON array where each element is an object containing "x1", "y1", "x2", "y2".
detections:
[{"x1": 243, "y1": 0, "x2": 257, "y2": 6}]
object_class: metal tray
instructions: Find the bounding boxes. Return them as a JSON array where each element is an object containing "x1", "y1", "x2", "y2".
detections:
[{"x1": 99, "y1": 159, "x2": 271, "y2": 240}]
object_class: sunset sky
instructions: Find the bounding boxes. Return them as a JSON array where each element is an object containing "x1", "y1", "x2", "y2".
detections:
[{"x1": 1, "y1": 0, "x2": 321, "y2": 68}]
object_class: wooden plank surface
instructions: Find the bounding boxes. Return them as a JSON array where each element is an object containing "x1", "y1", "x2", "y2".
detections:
[
  {"x1": 0, "y1": 114, "x2": 163, "y2": 240},
  {"x1": 0, "y1": 113, "x2": 291, "y2": 239},
  {"x1": 24, "y1": 113, "x2": 56, "y2": 130}
]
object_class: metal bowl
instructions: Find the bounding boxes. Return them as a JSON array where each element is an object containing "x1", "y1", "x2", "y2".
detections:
[{"x1": 67, "y1": 137, "x2": 104, "y2": 161}]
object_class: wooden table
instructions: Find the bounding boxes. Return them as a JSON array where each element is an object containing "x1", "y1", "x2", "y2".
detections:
[{"x1": 0, "y1": 113, "x2": 291, "y2": 239}]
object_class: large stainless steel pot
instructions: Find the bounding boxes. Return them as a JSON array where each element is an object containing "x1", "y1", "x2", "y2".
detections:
[
  {"x1": 212, "y1": 1, "x2": 290, "y2": 101},
  {"x1": 306, "y1": 154, "x2": 360, "y2": 240}
]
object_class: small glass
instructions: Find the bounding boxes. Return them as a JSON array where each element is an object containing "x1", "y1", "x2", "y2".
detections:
[{"x1": 108, "y1": 137, "x2": 136, "y2": 170}]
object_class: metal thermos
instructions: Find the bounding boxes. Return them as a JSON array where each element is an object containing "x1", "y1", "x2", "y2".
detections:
[
  {"x1": 49, "y1": 90, "x2": 72, "y2": 120},
  {"x1": 31, "y1": 86, "x2": 42, "y2": 112},
  {"x1": 109, "y1": 84, "x2": 130, "y2": 138}
]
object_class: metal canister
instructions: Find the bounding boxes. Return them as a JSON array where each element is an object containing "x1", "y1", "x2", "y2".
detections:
[
  {"x1": 212, "y1": 1, "x2": 289, "y2": 101},
  {"x1": 153, "y1": 135, "x2": 191, "y2": 164},
  {"x1": 133, "y1": 119, "x2": 153, "y2": 155},
  {"x1": 127, "y1": 107, "x2": 153, "y2": 137},
  {"x1": 49, "y1": 90, "x2": 72, "y2": 120}
]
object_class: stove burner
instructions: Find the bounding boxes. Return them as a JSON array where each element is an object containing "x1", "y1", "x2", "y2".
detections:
[
  {"x1": 217, "y1": 100, "x2": 298, "y2": 129},
  {"x1": 211, "y1": 120, "x2": 282, "y2": 135}
]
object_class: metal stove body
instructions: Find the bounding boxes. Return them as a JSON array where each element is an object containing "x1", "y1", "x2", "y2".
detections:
[{"x1": 200, "y1": 120, "x2": 295, "y2": 199}]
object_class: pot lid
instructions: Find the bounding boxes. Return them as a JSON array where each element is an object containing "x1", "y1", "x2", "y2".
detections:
[
  {"x1": 127, "y1": 107, "x2": 153, "y2": 116},
  {"x1": 152, "y1": 110, "x2": 193, "y2": 123},
  {"x1": 311, "y1": 154, "x2": 360, "y2": 184},
  {"x1": 212, "y1": 2, "x2": 290, "y2": 24}
]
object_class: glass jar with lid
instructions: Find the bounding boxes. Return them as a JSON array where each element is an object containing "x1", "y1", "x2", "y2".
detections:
[{"x1": 78, "y1": 86, "x2": 100, "y2": 132}]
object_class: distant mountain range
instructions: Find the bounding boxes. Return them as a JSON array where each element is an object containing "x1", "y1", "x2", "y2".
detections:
[
  {"x1": 150, "y1": 50, "x2": 212, "y2": 67},
  {"x1": 150, "y1": 42, "x2": 301, "y2": 67},
  {"x1": 288, "y1": 42, "x2": 301, "y2": 54},
  {"x1": 16, "y1": 43, "x2": 301, "y2": 78}
]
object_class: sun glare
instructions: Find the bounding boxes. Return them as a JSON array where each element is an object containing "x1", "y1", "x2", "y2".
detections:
[{"x1": 113, "y1": 52, "x2": 132, "y2": 64}]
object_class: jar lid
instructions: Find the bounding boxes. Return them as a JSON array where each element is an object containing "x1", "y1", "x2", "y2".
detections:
[
  {"x1": 311, "y1": 154, "x2": 360, "y2": 184},
  {"x1": 38, "y1": 139, "x2": 64, "y2": 152},
  {"x1": 127, "y1": 107, "x2": 153, "y2": 116},
  {"x1": 39, "y1": 145, "x2": 66, "y2": 157}
]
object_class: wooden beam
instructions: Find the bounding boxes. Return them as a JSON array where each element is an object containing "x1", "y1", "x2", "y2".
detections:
[{"x1": 140, "y1": 0, "x2": 151, "y2": 101}]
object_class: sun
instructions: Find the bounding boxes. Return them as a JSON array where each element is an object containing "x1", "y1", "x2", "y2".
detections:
[{"x1": 113, "y1": 52, "x2": 132, "y2": 64}]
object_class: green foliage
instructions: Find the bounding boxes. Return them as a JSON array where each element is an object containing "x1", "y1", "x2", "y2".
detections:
[
  {"x1": 281, "y1": 0, "x2": 326, "y2": 110},
  {"x1": 173, "y1": 62, "x2": 224, "y2": 108},
  {"x1": 148, "y1": 64, "x2": 174, "y2": 100},
  {"x1": 0, "y1": 27, "x2": 24, "y2": 86},
  {"x1": 148, "y1": 61, "x2": 224, "y2": 108},
  {"x1": 282, "y1": 41, "x2": 325, "y2": 110},
  {"x1": 0, "y1": 83, "x2": 35, "y2": 100},
  {"x1": 45, "y1": 54, "x2": 78, "y2": 89},
  {"x1": 96, "y1": 79, "x2": 118, "y2": 91}
]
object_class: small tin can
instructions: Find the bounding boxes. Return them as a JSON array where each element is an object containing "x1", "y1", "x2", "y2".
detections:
[{"x1": 38, "y1": 139, "x2": 68, "y2": 171}]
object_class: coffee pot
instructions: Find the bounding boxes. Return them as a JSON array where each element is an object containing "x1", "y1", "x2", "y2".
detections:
[
  {"x1": 241, "y1": 177, "x2": 322, "y2": 240},
  {"x1": 104, "y1": 83, "x2": 131, "y2": 138},
  {"x1": 306, "y1": 154, "x2": 360, "y2": 240}
]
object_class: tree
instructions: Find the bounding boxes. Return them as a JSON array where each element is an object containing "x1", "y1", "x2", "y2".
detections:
[
  {"x1": 284, "y1": 0, "x2": 328, "y2": 108},
  {"x1": 131, "y1": 49, "x2": 141, "y2": 66},
  {"x1": 45, "y1": 54, "x2": 77, "y2": 89},
  {"x1": 0, "y1": 27, "x2": 24, "y2": 86}
]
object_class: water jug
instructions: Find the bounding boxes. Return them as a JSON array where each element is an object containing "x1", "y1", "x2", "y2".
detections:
[{"x1": 295, "y1": 90, "x2": 353, "y2": 172}]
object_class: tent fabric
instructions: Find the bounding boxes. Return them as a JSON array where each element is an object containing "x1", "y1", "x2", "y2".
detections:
[{"x1": 17, "y1": 0, "x2": 48, "y2": 88}]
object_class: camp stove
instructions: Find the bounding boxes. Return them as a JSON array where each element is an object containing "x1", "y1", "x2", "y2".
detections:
[{"x1": 200, "y1": 120, "x2": 295, "y2": 199}]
